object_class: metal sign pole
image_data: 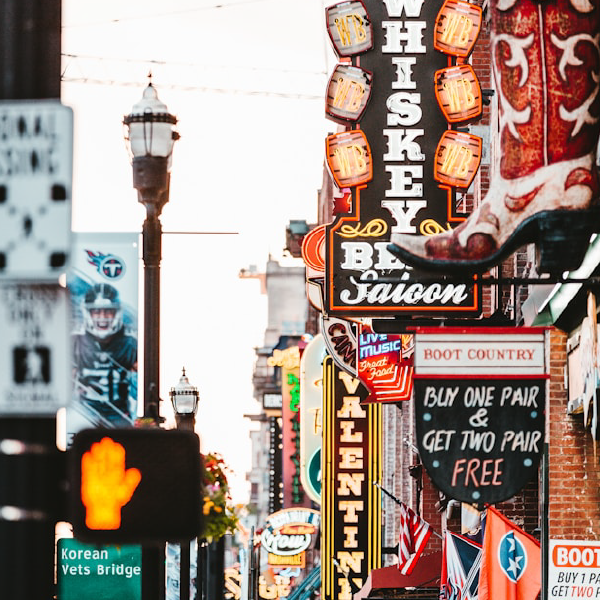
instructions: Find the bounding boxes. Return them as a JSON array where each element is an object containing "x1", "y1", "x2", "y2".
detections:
[{"x1": 0, "y1": 1, "x2": 64, "y2": 598}]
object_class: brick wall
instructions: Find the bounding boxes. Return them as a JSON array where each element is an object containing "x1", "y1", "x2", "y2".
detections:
[
  {"x1": 548, "y1": 327, "x2": 600, "y2": 540},
  {"x1": 496, "y1": 479, "x2": 539, "y2": 536},
  {"x1": 421, "y1": 472, "x2": 443, "y2": 554}
]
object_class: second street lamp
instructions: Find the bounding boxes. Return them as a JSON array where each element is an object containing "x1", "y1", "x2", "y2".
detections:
[
  {"x1": 170, "y1": 368, "x2": 200, "y2": 600},
  {"x1": 123, "y1": 81, "x2": 179, "y2": 600},
  {"x1": 170, "y1": 367, "x2": 200, "y2": 432}
]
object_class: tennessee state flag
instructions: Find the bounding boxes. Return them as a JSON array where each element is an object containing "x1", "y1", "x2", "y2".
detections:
[{"x1": 479, "y1": 507, "x2": 540, "y2": 600}]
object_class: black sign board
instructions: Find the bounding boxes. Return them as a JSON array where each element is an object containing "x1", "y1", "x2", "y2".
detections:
[
  {"x1": 414, "y1": 377, "x2": 545, "y2": 504},
  {"x1": 324, "y1": 0, "x2": 480, "y2": 317},
  {"x1": 69, "y1": 428, "x2": 202, "y2": 544}
]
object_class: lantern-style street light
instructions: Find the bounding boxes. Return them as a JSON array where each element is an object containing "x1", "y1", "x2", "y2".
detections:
[
  {"x1": 123, "y1": 79, "x2": 179, "y2": 424},
  {"x1": 170, "y1": 368, "x2": 200, "y2": 600},
  {"x1": 123, "y1": 80, "x2": 179, "y2": 600},
  {"x1": 170, "y1": 367, "x2": 200, "y2": 430}
]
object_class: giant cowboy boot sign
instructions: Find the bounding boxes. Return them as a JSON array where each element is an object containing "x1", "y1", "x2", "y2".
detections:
[{"x1": 388, "y1": 0, "x2": 600, "y2": 275}]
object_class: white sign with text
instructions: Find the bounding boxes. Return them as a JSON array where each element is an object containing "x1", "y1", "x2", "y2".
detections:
[
  {"x1": 549, "y1": 540, "x2": 600, "y2": 599},
  {"x1": 415, "y1": 329, "x2": 546, "y2": 376},
  {"x1": 0, "y1": 101, "x2": 73, "y2": 279},
  {"x1": 0, "y1": 283, "x2": 68, "y2": 414}
]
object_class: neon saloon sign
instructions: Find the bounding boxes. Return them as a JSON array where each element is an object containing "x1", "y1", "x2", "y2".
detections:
[{"x1": 324, "y1": 0, "x2": 481, "y2": 316}]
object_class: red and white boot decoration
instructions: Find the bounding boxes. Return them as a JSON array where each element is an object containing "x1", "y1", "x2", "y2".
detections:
[{"x1": 388, "y1": 0, "x2": 600, "y2": 274}]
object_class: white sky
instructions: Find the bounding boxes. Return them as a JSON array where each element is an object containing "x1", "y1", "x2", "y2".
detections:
[{"x1": 61, "y1": 0, "x2": 336, "y2": 503}]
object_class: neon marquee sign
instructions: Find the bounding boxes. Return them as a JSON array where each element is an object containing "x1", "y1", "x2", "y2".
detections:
[{"x1": 324, "y1": 0, "x2": 480, "y2": 316}]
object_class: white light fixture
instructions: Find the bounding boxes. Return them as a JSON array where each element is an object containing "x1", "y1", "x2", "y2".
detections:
[
  {"x1": 169, "y1": 368, "x2": 199, "y2": 416},
  {"x1": 123, "y1": 80, "x2": 180, "y2": 167}
]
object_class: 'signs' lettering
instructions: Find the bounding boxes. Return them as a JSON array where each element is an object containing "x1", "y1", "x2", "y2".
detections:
[
  {"x1": 442, "y1": 78, "x2": 476, "y2": 112},
  {"x1": 336, "y1": 552, "x2": 365, "y2": 600},
  {"x1": 334, "y1": 145, "x2": 368, "y2": 178},
  {"x1": 335, "y1": 14, "x2": 367, "y2": 47},
  {"x1": 439, "y1": 13, "x2": 474, "y2": 48},
  {"x1": 451, "y1": 458, "x2": 504, "y2": 487},
  {"x1": 438, "y1": 142, "x2": 472, "y2": 178},
  {"x1": 340, "y1": 270, "x2": 469, "y2": 306},
  {"x1": 383, "y1": 0, "x2": 426, "y2": 18},
  {"x1": 341, "y1": 241, "x2": 405, "y2": 270},
  {"x1": 386, "y1": 92, "x2": 422, "y2": 126},
  {"x1": 337, "y1": 473, "x2": 365, "y2": 496},
  {"x1": 382, "y1": 21, "x2": 426, "y2": 53},
  {"x1": 334, "y1": 371, "x2": 368, "y2": 599},
  {"x1": 332, "y1": 78, "x2": 366, "y2": 113},
  {"x1": 384, "y1": 129, "x2": 425, "y2": 161},
  {"x1": 391, "y1": 57, "x2": 417, "y2": 89}
]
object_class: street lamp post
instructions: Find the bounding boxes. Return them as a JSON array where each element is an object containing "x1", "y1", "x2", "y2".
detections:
[
  {"x1": 123, "y1": 81, "x2": 179, "y2": 600},
  {"x1": 170, "y1": 367, "x2": 199, "y2": 433},
  {"x1": 123, "y1": 80, "x2": 179, "y2": 424},
  {"x1": 170, "y1": 369, "x2": 200, "y2": 600}
]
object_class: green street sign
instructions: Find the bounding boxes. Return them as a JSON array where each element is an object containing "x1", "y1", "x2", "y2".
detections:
[{"x1": 57, "y1": 538, "x2": 141, "y2": 600}]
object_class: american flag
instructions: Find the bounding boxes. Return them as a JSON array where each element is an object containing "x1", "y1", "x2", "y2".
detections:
[{"x1": 397, "y1": 502, "x2": 433, "y2": 575}]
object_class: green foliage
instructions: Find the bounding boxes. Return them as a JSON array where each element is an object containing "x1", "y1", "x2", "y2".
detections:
[{"x1": 201, "y1": 453, "x2": 239, "y2": 542}]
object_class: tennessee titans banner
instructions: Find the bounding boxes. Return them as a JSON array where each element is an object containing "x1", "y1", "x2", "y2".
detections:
[{"x1": 67, "y1": 233, "x2": 139, "y2": 444}]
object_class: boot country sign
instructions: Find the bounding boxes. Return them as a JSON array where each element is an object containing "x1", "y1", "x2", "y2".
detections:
[{"x1": 413, "y1": 328, "x2": 548, "y2": 504}]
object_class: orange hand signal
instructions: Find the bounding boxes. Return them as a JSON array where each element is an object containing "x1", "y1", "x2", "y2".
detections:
[{"x1": 81, "y1": 437, "x2": 142, "y2": 530}]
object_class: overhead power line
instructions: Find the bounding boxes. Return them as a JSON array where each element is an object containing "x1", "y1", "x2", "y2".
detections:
[
  {"x1": 61, "y1": 53, "x2": 326, "y2": 78},
  {"x1": 60, "y1": 53, "x2": 327, "y2": 100},
  {"x1": 62, "y1": 0, "x2": 279, "y2": 28},
  {"x1": 61, "y1": 77, "x2": 324, "y2": 99}
]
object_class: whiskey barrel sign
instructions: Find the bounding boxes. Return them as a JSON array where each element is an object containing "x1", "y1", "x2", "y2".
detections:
[{"x1": 413, "y1": 328, "x2": 547, "y2": 504}]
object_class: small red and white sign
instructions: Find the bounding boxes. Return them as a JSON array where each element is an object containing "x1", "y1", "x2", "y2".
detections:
[
  {"x1": 414, "y1": 327, "x2": 547, "y2": 377},
  {"x1": 549, "y1": 540, "x2": 600, "y2": 599},
  {"x1": 357, "y1": 323, "x2": 413, "y2": 403}
]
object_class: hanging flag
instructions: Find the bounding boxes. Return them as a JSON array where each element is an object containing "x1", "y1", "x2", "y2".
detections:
[
  {"x1": 479, "y1": 507, "x2": 540, "y2": 600},
  {"x1": 440, "y1": 531, "x2": 482, "y2": 600},
  {"x1": 397, "y1": 503, "x2": 433, "y2": 575}
]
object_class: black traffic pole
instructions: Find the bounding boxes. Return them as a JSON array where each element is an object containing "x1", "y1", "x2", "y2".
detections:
[
  {"x1": 132, "y1": 156, "x2": 170, "y2": 600},
  {"x1": 0, "y1": 1, "x2": 63, "y2": 598},
  {"x1": 175, "y1": 411, "x2": 195, "y2": 600},
  {"x1": 207, "y1": 537, "x2": 225, "y2": 600},
  {"x1": 170, "y1": 370, "x2": 200, "y2": 600}
]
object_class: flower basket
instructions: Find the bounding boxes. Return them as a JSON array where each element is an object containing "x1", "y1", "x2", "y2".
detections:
[{"x1": 201, "y1": 453, "x2": 238, "y2": 542}]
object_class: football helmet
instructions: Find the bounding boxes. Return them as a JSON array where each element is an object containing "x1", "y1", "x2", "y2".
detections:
[{"x1": 83, "y1": 283, "x2": 123, "y2": 339}]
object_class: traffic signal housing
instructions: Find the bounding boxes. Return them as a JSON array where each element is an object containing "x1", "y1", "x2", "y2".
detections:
[{"x1": 69, "y1": 428, "x2": 202, "y2": 544}]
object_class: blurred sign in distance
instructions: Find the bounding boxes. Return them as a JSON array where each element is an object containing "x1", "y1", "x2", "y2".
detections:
[{"x1": 0, "y1": 101, "x2": 73, "y2": 280}]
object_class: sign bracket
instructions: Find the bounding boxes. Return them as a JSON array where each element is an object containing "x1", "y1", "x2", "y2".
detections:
[
  {"x1": 373, "y1": 309, "x2": 518, "y2": 333},
  {"x1": 374, "y1": 275, "x2": 600, "y2": 287}
]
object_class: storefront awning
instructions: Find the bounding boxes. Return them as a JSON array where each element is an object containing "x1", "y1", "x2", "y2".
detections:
[
  {"x1": 524, "y1": 234, "x2": 600, "y2": 327},
  {"x1": 354, "y1": 551, "x2": 442, "y2": 600}
]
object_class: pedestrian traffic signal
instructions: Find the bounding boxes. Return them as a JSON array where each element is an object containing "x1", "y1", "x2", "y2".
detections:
[{"x1": 69, "y1": 428, "x2": 202, "y2": 544}]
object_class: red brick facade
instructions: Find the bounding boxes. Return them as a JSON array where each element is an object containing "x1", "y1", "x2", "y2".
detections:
[{"x1": 548, "y1": 328, "x2": 600, "y2": 540}]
